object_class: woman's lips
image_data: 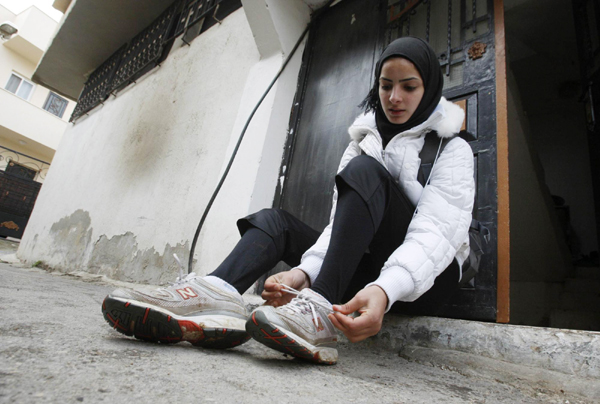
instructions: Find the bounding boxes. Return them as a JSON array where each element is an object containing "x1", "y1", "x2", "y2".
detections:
[{"x1": 389, "y1": 109, "x2": 405, "y2": 116}]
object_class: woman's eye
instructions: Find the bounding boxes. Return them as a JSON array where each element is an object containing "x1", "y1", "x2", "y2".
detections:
[
  {"x1": 404, "y1": 86, "x2": 417, "y2": 92},
  {"x1": 380, "y1": 84, "x2": 392, "y2": 91}
]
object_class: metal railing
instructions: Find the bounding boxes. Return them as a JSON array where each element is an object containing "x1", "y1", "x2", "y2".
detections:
[
  {"x1": 70, "y1": 0, "x2": 226, "y2": 122},
  {"x1": 0, "y1": 146, "x2": 50, "y2": 183},
  {"x1": 386, "y1": 0, "x2": 492, "y2": 88}
]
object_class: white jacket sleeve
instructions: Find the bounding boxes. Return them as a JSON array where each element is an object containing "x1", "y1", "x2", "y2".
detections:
[
  {"x1": 368, "y1": 137, "x2": 475, "y2": 310},
  {"x1": 296, "y1": 141, "x2": 361, "y2": 285}
]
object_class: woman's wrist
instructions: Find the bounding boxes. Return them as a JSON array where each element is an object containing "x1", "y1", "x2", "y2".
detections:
[{"x1": 291, "y1": 268, "x2": 311, "y2": 288}]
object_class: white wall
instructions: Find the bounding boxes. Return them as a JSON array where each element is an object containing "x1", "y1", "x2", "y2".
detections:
[
  {"x1": 0, "y1": 88, "x2": 67, "y2": 150},
  {"x1": 13, "y1": 6, "x2": 58, "y2": 53},
  {"x1": 0, "y1": 4, "x2": 15, "y2": 22},
  {"x1": 199, "y1": 0, "x2": 310, "y2": 272},
  {"x1": 18, "y1": 2, "x2": 311, "y2": 288},
  {"x1": 507, "y1": 69, "x2": 572, "y2": 326}
]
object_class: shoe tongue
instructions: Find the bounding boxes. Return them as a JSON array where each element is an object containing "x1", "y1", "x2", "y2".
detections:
[{"x1": 300, "y1": 289, "x2": 332, "y2": 309}]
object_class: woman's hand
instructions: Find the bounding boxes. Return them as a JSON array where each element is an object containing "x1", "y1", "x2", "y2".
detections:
[
  {"x1": 261, "y1": 268, "x2": 311, "y2": 307},
  {"x1": 328, "y1": 286, "x2": 388, "y2": 342}
]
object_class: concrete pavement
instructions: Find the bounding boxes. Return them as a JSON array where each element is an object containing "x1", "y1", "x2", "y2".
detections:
[{"x1": 0, "y1": 259, "x2": 596, "y2": 404}]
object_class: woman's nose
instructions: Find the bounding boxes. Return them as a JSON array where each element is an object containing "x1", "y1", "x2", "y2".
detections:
[{"x1": 389, "y1": 86, "x2": 402, "y2": 103}]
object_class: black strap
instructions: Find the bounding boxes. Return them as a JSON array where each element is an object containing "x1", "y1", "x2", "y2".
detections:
[
  {"x1": 414, "y1": 129, "x2": 488, "y2": 284},
  {"x1": 417, "y1": 130, "x2": 473, "y2": 187},
  {"x1": 417, "y1": 130, "x2": 488, "y2": 248},
  {"x1": 417, "y1": 131, "x2": 451, "y2": 187}
]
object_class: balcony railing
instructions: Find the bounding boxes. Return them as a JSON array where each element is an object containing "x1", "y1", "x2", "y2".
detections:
[{"x1": 70, "y1": 0, "x2": 231, "y2": 122}]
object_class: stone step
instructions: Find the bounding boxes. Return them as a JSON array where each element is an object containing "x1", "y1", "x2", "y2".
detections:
[
  {"x1": 575, "y1": 266, "x2": 600, "y2": 280},
  {"x1": 558, "y1": 291, "x2": 600, "y2": 312},
  {"x1": 550, "y1": 310, "x2": 600, "y2": 331},
  {"x1": 563, "y1": 278, "x2": 600, "y2": 294}
]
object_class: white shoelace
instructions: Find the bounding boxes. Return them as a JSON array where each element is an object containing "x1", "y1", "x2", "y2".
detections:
[
  {"x1": 280, "y1": 285, "x2": 334, "y2": 331},
  {"x1": 171, "y1": 253, "x2": 196, "y2": 285},
  {"x1": 152, "y1": 254, "x2": 196, "y2": 295}
]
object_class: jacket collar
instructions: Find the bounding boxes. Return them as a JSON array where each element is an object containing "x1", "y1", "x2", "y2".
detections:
[{"x1": 348, "y1": 97, "x2": 465, "y2": 142}]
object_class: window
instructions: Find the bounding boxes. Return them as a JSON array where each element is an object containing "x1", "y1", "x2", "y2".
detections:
[
  {"x1": 5, "y1": 73, "x2": 34, "y2": 100},
  {"x1": 43, "y1": 92, "x2": 68, "y2": 118}
]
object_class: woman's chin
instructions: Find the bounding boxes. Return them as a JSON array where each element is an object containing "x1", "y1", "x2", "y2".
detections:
[{"x1": 385, "y1": 114, "x2": 409, "y2": 124}]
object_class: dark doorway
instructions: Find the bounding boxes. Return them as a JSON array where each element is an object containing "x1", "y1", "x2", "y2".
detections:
[{"x1": 503, "y1": 0, "x2": 600, "y2": 330}]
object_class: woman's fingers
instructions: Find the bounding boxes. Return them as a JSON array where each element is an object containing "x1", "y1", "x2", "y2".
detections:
[
  {"x1": 328, "y1": 287, "x2": 388, "y2": 342},
  {"x1": 332, "y1": 300, "x2": 363, "y2": 315},
  {"x1": 263, "y1": 274, "x2": 283, "y2": 291},
  {"x1": 261, "y1": 290, "x2": 281, "y2": 300},
  {"x1": 329, "y1": 311, "x2": 379, "y2": 342},
  {"x1": 262, "y1": 269, "x2": 310, "y2": 300},
  {"x1": 332, "y1": 310, "x2": 374, "y2": 331}
]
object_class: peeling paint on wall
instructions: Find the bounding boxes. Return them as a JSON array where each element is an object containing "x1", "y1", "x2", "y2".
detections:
[
  {"x1": 30, "y1": 209, "x2": 190, "y2": 285},
  {"x1": 48, "y1": 209, "x2": 93, "y2": 269},
  {"x1": 88, "y1": 232, "x2": 188, "y2": 285}
]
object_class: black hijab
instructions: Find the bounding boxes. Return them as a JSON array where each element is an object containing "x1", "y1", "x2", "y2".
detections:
[{"x1": 363, "y1": 37, "x2": 443, "y2": 148}]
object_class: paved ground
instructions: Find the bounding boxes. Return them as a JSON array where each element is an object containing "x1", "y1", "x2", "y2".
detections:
[{"x1": 1, "y1": 256, "x2": 594, "y2": 404}]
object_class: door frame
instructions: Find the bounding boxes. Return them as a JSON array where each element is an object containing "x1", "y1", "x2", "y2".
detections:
[{"x1": 494, "y1": 0, "x2": 510, "y2": 323}]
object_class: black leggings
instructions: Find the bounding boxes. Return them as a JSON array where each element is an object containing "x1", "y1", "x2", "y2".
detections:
[{"x1": 209, "y1": 155, "x2": 460, "y2": 313}]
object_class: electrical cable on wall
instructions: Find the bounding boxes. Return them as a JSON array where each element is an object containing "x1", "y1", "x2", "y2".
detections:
[{"x1": 187, "y1": 0, "x2": 336, "y2": 273}]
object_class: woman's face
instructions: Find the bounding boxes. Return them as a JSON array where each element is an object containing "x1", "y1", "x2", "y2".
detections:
[{"x1": 378, "y1": 57, "x2": 425, "y2": 124}]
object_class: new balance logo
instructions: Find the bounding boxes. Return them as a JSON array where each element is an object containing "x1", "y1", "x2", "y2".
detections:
[
  {"x1": 312, "y1": 317, "x2": 325, "y2": 332},
  {"x1": 176, "y1": 287, "x2": 198, "y2": 300}
]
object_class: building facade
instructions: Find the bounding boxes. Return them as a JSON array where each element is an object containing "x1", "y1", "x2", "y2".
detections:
[
  {"x1": 0, "y1": 4, "x2": 76, "y2": 238},
  {"x1": 18, "y1": 0, "x2": 600, "y2": 330}
]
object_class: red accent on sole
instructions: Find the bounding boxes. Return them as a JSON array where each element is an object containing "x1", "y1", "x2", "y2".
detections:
[
  {"x1": 167, "y1": 316, "x2": 171, "y2": 322},
  {"x1": 142, "y1": 308, "x2": 150, "y2": 324},
  {"x1": 252, "y1": 312, "x2": 258, "y2": 325},
  {"x1": 109, "y1": 318, "x2": 128, "y2": 332},
  {"x1": 178, "y1": 320, "x2": 205, "y2": 343},
  {"x1": 260, "y1": 328, "x2": 287, "y2": 345},
  {"x1": 125, "y1": 302, "x2": 131, "y2": 307},
  {"x1": 222, "y1": 329, "x2": 227, "y2": 334}
]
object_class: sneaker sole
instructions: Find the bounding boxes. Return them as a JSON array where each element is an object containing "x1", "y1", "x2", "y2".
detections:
[
  {"x1": 102, "y1": 296, "x2": 250, "y2": 349},
  {"x1": 245, "y1": 310, "x2": 337, "y2": 365}
]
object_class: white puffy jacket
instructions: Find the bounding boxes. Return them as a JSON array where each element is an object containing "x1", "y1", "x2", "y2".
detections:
[{"x1": 297, "y1": 97, "x2": 475, "y2": 310}]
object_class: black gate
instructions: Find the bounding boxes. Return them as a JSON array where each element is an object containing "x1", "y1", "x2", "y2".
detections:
[
  {"x1": 274, "y1": 0, "x2": 498, "y2": 321},
  {"x1": 0, "y1": 170, "x2": 42, "y2": 239}
]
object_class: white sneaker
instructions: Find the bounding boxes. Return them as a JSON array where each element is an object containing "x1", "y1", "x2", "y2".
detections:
[
  {"x1": 246, "y1": 287, "x2": 338, "y2": 364},
  {"x1": 102, "y1": 273, "x2": 250, "y2": 349}
]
